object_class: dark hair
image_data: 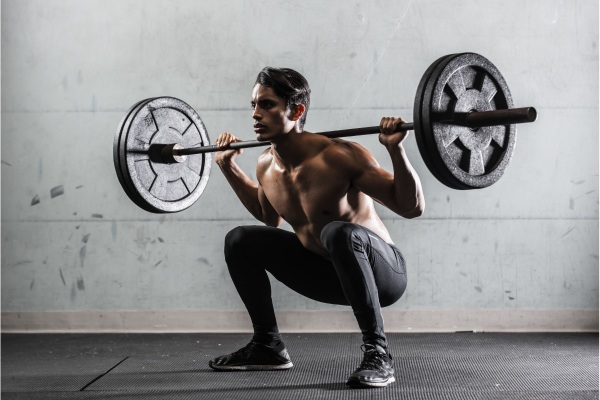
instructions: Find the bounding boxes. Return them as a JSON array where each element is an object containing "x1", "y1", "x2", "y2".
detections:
[{"x1": 255, "y1": 67, "x2": 311, "y2": 130}]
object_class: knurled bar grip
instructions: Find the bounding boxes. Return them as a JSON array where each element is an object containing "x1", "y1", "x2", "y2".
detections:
[{"x1": 175, "y1": 107, "x2": 536, "y2": 156}]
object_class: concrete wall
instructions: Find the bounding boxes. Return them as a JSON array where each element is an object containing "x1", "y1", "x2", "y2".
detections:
[{"x1": 2, "y1": 0, "x2": 598, "y2": 332}]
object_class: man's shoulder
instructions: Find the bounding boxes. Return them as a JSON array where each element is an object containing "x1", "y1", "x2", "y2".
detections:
[{"x1": 322, "y1": 138, "x2": 373, "y2": 165}]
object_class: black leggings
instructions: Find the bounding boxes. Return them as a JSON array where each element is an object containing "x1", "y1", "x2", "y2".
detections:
[{"x1": 223, "y1": 221, "x2": 407, "y2": 348}]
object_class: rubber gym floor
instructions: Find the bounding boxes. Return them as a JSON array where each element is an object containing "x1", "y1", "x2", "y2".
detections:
[{"x1": 2, "y1": 332, "x2": 598, "y2": 400}]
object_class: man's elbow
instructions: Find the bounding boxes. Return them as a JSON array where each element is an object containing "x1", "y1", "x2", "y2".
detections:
[
  {"x1": 400, "y1": 202, "x2": 425, "y2": 219},
  {"x1": 264, "y1": 215, "x2": 283, "y2": 227}
]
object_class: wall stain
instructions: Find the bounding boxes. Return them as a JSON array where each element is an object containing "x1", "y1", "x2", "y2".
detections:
[
  {"x1": 38, "y1": 159, "x2": 43, "y2": 182},
  {"x1": 59, "y1": 269, "x2": 66, "y2": 286},
  {"x1": 50, "y1": 185, "x2": 64, "y2": 198},
  {"x1": 561, "y1": 227, "x2": 575, "y2": 238},
  {"x1": 197, "y1": 258, "x2": 210, "y2": 265},
  {"x1": 92, "y1": 214, "x2": 103, "y2": 219},
  {"x1": 77, "y1": 277, "x2": 85, "y2": 291},
  {"x1": 71, "y1": 282, "x2": 77, "y2": 302},
  {"x1": 31, "y1": 195, "x2": 40, "y2": 206},
  {"x1": 9, "y1": 260, "x2": 33, "y2": 268},
  {"x1": 82, "y1": 234, "x2": 91, "y2": 243},
  {"x1": 474, "y1": 286, "x2": 482, "y2": 293},
  {"x1": 79, "y1": 246, "x2": 87, "y2": 268}
]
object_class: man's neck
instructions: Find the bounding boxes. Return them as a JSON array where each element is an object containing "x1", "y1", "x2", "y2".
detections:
[{"x1": 270, "y1": 129, "x2": 321, "y2": 170}]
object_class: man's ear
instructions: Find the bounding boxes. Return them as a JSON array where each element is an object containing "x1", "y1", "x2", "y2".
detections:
[{"x1": 290, "y1": 104, "x2": 305, "y2": 121}]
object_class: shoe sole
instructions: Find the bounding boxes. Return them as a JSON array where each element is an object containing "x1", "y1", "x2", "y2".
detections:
[
  {"x1": 347, "y1": 376, "x2": 395, "y2": 388},
  {"x1": 209, "y1": 362, "x2": 293, "y2": 371}
]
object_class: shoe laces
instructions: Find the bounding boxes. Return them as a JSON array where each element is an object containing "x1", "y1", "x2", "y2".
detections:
[
  {"x1": 231, "y1": 342, "x2": 257, "y2": 358},
  {"x1": 358, "y1": 344, "x2": 387, "y2": 370}
]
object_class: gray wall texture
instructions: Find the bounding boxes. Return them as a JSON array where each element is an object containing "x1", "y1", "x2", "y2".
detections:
[{"x1": 1, "y1": 0, "x2": 598, "y2": 332}]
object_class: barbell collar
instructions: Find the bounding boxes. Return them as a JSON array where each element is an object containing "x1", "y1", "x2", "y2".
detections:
[
  {"x1": 468, "y1": 106, "x2": 536, "y2": 128},
  {"x1": 438, "y1": 107, "x2": 537, "y2": 129}
]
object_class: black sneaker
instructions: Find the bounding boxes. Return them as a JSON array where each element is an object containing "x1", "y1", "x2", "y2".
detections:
[
  {"x1": 346, "y1": 344, "x2": 395, "y2": 388},
  {"x1": 209, "y1": 342, "x2": 293, "y2": 371}
]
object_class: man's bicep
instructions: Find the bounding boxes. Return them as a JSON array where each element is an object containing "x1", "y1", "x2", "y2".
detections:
[
  {"x1": 341, "y1": 144, "x2": 395, "y2": 204},
  {"x1": 352, "y1": 163, "x2": 396, "y2": 206}
]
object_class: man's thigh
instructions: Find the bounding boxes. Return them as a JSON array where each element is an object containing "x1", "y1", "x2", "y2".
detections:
[{"x1": 238, "y1": 225, "x2": 349, "y2": 305}]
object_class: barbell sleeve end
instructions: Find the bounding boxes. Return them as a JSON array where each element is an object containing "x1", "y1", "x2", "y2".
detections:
[
  {"x1": 526, "y1": 107, "x2": 537, "y2": 122},
  {"x1": 466, "y1": 107, "x2": 537, "y2": 128}
]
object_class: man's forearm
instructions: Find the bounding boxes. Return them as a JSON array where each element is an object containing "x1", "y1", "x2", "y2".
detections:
[
  {"x1": 216, "y1": 158, "x2": 265, "y2": 221},
  {"x1": 387, "y1": 144, "x2": 425, "y2": 218}
]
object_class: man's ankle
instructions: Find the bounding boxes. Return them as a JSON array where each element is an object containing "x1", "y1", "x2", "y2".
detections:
[
  {"x1": 365, "y1": 343, "x2": 388, "y2": 354},
  {"x1": 252, "y1": 335, "x2": 283, "y2": 348}
]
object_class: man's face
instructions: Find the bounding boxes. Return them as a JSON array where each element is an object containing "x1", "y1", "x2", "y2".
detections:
[{"x1": 251, "y1": 84, "x2": 297, "y2": 142}]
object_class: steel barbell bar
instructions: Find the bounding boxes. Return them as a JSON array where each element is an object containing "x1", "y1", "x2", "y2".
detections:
[{"x1": 161, "y1": 107, "x2": 536, "y2": 162}]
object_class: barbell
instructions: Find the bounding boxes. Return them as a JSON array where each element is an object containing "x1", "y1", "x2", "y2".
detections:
[{"x1": 114, "y1": 52, "x2": 537, "y2": 213}]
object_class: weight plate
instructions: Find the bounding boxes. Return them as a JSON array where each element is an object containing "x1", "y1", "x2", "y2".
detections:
[
  {"x1": 114, "y1": 97, "x2": 211, "y2": 213},
  {"x1": 115, "y1": 98, "x2": 160, "y2": 212},
  {"x1": 413, "y1": 54, "x2": 462, "y2": 189},
  {"x1": 419, "y1": 54, "x2": 469, "y2": 189},
  {"x1": 114, "y1": 98, "x2": 155, "y2": 211},
  {"x1": 421, "y1": 53, "x2": 516, "y2": 189}
]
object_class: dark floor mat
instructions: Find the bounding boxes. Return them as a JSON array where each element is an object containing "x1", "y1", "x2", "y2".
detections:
[
  {"x1": 2, "y1": 332, "x2": 598, "y2": 400},
  {"x1": 1, "y1": 355, "x2": 127, "y2": 392}
]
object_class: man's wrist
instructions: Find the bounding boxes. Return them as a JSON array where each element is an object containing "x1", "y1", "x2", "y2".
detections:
[
  {"x1": 385, "y1": 141, "x2": 406, "y2": 154},
  {"x1": 216, "y1": 156, "x2": 235, "y2": 168}
]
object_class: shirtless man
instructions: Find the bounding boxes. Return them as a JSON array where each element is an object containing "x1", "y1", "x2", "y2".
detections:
[{"x1": 208, "y1": 67, "x2": 425, "y2": 388}]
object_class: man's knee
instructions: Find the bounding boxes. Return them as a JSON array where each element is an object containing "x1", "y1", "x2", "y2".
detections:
[
  {"x1": 224, "y1": 226, "x2": 254, "y2": 261},
  {"x1": 320, "y1": 221, "x2": 364, "y2": 251}
]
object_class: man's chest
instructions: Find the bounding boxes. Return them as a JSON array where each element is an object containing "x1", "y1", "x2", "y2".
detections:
[{"x1": 260, "y1": 163, "x2": 352, "y2": 219}]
